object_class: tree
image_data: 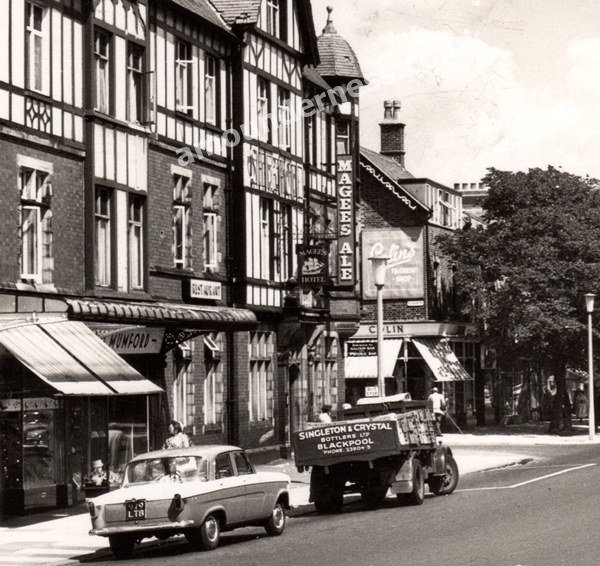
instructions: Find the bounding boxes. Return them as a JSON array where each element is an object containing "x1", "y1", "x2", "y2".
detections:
[{"x1": 438, "y1": 166, "x2": 600, "y2": 433}]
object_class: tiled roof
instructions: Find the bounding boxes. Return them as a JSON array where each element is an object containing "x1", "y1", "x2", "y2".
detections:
[
  {"x1": 208, "y1": 0, "x2": 262, "y2": 25},
  {"x1": 303, "y1": 66, "x2": 331, "y2": 92},
  {"x1": 361, "y1": 146, "x2": 415, "y2": 181},
  {"x1": 316, "y1": 8, "x2": 363, "y2": 80},
  {"x1": 170, "y1": 0, "x2": 232, "y2": 33}
]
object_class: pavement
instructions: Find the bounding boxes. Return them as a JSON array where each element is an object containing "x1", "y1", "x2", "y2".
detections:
[{"x1": 0, "y1": 421, "x2": 597, "y2": 565}]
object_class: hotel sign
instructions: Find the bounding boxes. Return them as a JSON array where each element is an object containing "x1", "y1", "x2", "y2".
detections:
[
  {"x1": 298, "y1": 244, "x2": 329, "y2": 285},
  {"x1": 337, "y1": 155, "x2": 356, "y2": 285}
]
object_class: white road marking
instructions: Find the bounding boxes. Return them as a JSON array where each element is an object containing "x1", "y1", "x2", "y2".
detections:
[{"x1": 457, "y1": 463, "x2": 596, "y2": 491}]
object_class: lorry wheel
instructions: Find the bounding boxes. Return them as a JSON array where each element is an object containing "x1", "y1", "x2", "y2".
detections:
[
  {"x1": 429, "y1": 455, "x2": 459, "y2": 496},
  {"x1": 314, "y1": 491, "x2": 344, "y2": 514},
  {"x1": 397, "y1": 459, "x2": 425, "y2": 506},
  {"x1": 360, "y1": 486, "x2": 389, "y2": 505}
]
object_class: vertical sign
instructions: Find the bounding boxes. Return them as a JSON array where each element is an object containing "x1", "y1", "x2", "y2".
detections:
[{"x1": 337, "y1": 155, "x2": 355, "y2": 284}]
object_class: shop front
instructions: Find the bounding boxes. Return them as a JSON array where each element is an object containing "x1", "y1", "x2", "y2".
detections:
[
  {"x1": 0, "y1": 317, "x2": 162, "y2": 515},
  {"x1": 344, "y1": 322, "x2": 478, "y2": 421}
]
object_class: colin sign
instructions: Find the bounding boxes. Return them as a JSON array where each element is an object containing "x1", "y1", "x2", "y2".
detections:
[{"x1": 294, "y1": 417, "x2": 401, "y2": 465}]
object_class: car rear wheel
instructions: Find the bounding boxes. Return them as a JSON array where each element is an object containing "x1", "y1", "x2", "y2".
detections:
[
  {"x1": 264, "y1": 501, "x2": 286, "y2": 536},
  {"x1": 109, "y1": 534, "x2": 135, "y2": 560},
  {"x1": 200, "y1": 514, "x2": 221, "y2": 550}
]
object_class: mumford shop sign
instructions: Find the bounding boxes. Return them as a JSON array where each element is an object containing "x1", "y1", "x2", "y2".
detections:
[
  {"x1": 337, "y1": 155, "x2": 356, "y2": 285},
  {"x1": 97, "y1": 327, "x2": 165, "y2": 354}
]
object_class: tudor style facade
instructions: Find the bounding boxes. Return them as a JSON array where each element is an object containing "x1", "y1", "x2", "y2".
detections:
[{"x1": 0, "y1": 0, "x2": 368, "y2": 516}]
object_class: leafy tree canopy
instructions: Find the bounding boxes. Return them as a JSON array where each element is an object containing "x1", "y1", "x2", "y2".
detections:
[{"x1": 438, "y1": 167, "x2": 600, "y2": 431}]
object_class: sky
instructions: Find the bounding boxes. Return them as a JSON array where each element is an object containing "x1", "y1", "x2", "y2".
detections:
[{"x1": 310, "y1": 0, "x2": 600, "y2": 187}]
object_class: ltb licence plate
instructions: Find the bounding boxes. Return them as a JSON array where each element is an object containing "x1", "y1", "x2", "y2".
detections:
[{"x1": 126, "y1": 499, "x2": 146, "y2": 521}]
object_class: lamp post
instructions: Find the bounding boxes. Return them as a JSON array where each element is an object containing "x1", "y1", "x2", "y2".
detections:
[
  {"x1": 585, "y1": 293, "x2": 595, "y2": 441},
  {"x1": 370, "y1": 255, "x2": 389, "y2": 398}
]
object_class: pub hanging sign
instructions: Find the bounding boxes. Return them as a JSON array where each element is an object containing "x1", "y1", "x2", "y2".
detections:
[{"x1": 297, "y1": 244, "x2": 329, "y2": 286}]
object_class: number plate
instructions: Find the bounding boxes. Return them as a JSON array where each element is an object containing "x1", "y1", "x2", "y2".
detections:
[{"x1": 126, "y1": 499, "x2": 146, "y2": 521}]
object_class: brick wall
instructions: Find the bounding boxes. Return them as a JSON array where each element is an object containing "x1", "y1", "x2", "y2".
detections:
[{"x1": 0, "y1": 138, "x2": 85, "y2": 291}]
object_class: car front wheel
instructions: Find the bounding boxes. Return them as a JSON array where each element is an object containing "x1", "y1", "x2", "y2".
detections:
[{"x1": 264, "y1": 501, "x2": 286, "y2": 536}]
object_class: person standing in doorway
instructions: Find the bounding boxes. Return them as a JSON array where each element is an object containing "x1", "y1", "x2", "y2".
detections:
[{"x1": 428, "y1": 387, "x2": 446, "y2": 436}]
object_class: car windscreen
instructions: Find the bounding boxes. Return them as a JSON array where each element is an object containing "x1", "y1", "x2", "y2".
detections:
[{"x1": 126, "y1": 456, "x2": 208, "y2": 484}]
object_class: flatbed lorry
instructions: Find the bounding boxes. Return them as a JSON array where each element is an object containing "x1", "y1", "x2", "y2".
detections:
[{"x1": 293, "y1": 394, "x2": 459, "y2": 513}]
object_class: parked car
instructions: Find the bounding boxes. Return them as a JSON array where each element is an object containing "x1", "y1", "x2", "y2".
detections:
[{"x1": 87, "y1": 445, "x2": 290, "y2": 559}]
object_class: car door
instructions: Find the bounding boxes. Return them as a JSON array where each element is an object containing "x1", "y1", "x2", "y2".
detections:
[
  {"x1": 213, "y1": 452, "x2": 246, "y2": 524},
  {"x1": 232, "y1": 451, "x2": 268, "y2": 520}
]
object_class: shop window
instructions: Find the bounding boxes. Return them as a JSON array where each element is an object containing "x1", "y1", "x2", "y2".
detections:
[
  {"x1": 204, "y1": 334, "x2": 222, "y2": 426},
  {"x1": 249, "y1": 332, "x2": 274, "y2": 422},
  {"x1": 174, "y1": 341, "x2": 194, "y2": 431}
]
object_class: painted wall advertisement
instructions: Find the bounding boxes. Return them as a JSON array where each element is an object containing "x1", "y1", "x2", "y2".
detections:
[
  {"x1": 361, "y1": 228, "x2": 424, "y2": 300},
  {"x1": 295, "y1": 418, "x2": 399, "y2": 463}
]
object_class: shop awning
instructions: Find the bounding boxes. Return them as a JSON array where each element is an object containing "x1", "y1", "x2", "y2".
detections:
[
  {"x1": 0, "y1": 319, "x2": 163, "y2": 395},
  {"x1": 345, "y1": 339, "x2": 403, "y2": 379},
  {"x1": 412, "y1": 337, "x2": 472, "y2": 381},
  {"x1": 65, "y1": 298, "x2": 258, "y2": 330}
]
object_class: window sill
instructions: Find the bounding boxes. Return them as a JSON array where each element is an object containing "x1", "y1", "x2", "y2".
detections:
[{"x1": 202, "y1": 423, "x2": 222, "y2": 434}]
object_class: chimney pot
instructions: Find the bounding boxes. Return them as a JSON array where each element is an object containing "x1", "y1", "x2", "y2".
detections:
[{"x1": 380, "y1": 98, "x2": 405, "y2": 167}]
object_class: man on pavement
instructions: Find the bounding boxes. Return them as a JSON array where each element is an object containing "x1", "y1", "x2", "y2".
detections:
[{"x1": 428, "y1": 387, "x2": 446, "y2": 435}]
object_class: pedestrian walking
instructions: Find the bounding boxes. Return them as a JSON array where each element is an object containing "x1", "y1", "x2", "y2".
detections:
[
  {"x1": 163, "y1": 420, "x2": 194, "y2": 449},
  {"x1": 428, "y1": 387, "x2": 446, "y2": 436},
  {"x1": 573, "y1": 387, "x2": 588, "y2": 423}
]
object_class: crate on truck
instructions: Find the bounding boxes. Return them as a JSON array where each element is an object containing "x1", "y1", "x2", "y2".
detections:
[{"x1": 293, "y1": 395, "x2": 459, "y2": 514}]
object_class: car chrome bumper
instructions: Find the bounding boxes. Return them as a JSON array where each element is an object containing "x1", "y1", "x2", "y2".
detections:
[{"x1": 90, "y1": 519, "x2": 195, "y2": 537}]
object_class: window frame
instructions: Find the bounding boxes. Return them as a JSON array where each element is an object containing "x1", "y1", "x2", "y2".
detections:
[
  {"x1": 128, "y1": 193, "x2": 145, "y2": 290},
  {"x1": 95, "y1": 187, "x2": 113, "y2": 287},
  {"x1": 94, "y1": 27, "x2": 112, "y2": 115},
  {"x1": 173, "y1": 174, "x2": 192, "y2": 269},
  {"x1": 257, "y1": 77, "x2": 271, "y2": 143},
  {"x1": 26, "y1": 2, "x2": 49, "y2": 95},
  {"x1": 175, "y1": 40, "x2": 194, "y2": 116},
  {"x1": 277, "y1": 87, "x2": 291, "y2": 150},
  {"x1": 127, "y1": 42, "x2": 145, "y2": 124},
  {"x1": 204, "y1": 54, "x2": 218, "y2": 125},
  {"x1": 202, "y1": 184, "x2": 219, "y2": 271}
]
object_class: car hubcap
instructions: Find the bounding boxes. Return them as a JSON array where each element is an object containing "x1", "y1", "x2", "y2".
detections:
[
  {"x1": 206, "y1": 517, "x2": 218, "y2": 541},
  {"x1": 273, "y1": 505, "x2": 284, "y2": 528}
]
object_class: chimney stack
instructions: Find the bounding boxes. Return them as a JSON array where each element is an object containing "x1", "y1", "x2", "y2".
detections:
[{"x1": 380, "y1": 100, "x2": 405, "y2": 167}]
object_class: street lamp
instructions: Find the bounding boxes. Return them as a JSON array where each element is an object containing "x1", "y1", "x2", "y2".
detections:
[
  {"x1": 585, "y1": 293, "x2": 595, "y2": 441},
  {"x1": 370, "y1": 255, "x2": 389, "y2": 398}
]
